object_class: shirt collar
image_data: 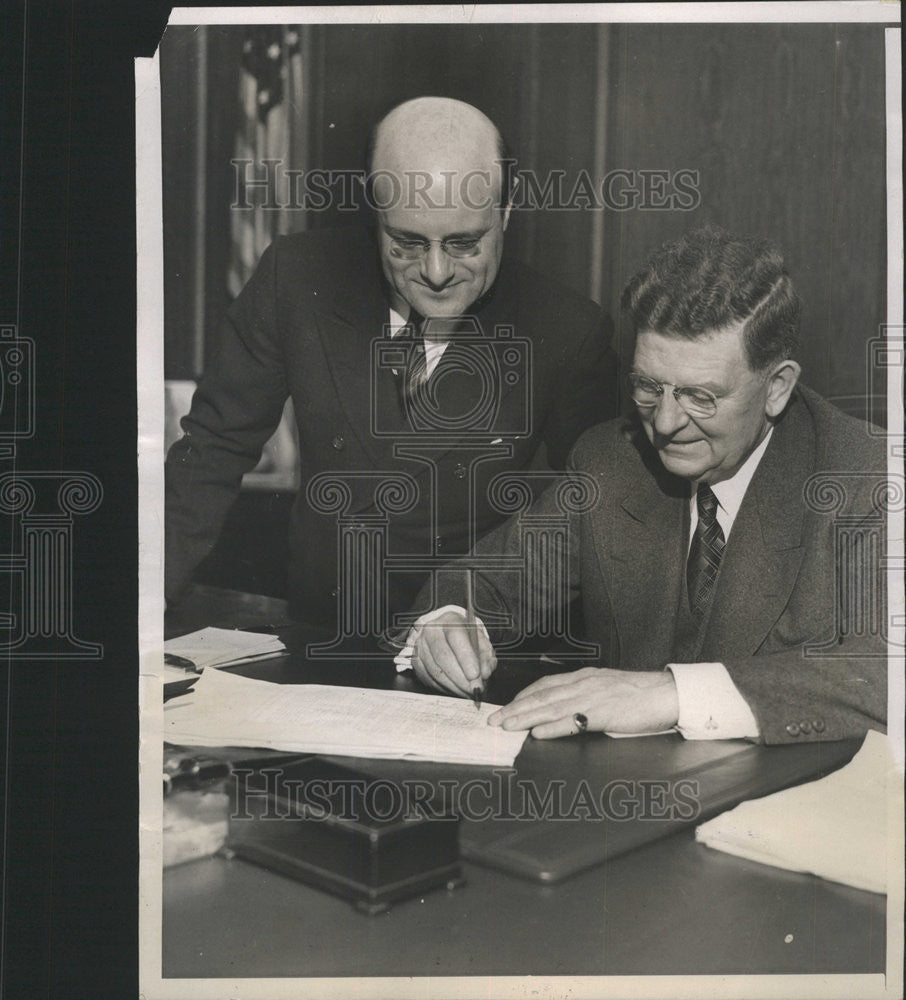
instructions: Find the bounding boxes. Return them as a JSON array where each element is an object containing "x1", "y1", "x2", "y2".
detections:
[
  {"x1": 388, "y1": 306, "x2": 410, "y2": 337},
  {"x1": 706, "y1": 426, "x2": 775, "y2": 522},
  {"x1": 389, "y1": 307, "x2": 453, "y2": 351}
]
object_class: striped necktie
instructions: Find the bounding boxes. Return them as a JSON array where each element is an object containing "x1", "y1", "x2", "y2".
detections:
[
  {"x1": 397, "y1": 310, "x2": 428, "y2": 411},
  {"x1": 687, "y1": 482, "x2": 725, "y2": 619}
]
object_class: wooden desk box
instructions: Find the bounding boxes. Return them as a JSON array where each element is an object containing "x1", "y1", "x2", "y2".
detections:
[{"x1": 227, "y1": 758, "x2": 463, "y2": 914}]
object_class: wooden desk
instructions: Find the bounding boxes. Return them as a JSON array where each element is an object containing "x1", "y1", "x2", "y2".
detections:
[
  {"x1": 161, "y1": 603, "x2": 886, "y2": 978},
  {"x1": 163, "y1": 825, "x2": 884, "y2": 977}
]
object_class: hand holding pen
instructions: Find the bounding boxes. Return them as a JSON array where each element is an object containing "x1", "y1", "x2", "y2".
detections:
[{"x1": 409, "y1": 571, "x2": 497, "y2": 700}]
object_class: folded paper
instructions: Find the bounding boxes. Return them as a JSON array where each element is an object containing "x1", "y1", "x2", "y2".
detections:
[{"x1": 696, "y1": 729, "x2": 891, "y2": 894}]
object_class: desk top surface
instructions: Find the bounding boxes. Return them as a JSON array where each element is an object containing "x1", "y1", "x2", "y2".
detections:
[
  {"x1": 161, "y1": 597, "x2": 886, "y2": 979},
  {"x1": 163, "y1": 820, "x2": 884, "y2": 978}
]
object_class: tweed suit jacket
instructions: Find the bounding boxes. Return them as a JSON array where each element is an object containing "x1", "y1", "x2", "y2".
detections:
[
  {"x1": 437, "y1": 386, "x2": 887, "y2": 744},
  {"x1": 166, "y1": 226, "x2": 618, "y2": 623}
]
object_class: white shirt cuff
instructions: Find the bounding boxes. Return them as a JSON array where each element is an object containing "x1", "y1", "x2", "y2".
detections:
[
  {"x1": 393, "y1": 605, "x2": 488, "y2": 672},
  {"x1": 666, "y1": 662, "x2": 760, "y2": 740}
]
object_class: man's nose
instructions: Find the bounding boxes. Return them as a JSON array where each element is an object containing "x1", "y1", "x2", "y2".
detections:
[
  {"x1": 651, "y1": 391, "x2": 690, "y2": 436},
  {"x1": 420, "y1": 243, "x2": 455, "y2": 287}
]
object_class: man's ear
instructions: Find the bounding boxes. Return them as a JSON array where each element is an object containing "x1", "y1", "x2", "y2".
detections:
[
  {"x1": 765, "y1": 359, "x2": 801, "y2": 418},
  {"x1": 502, "y1": 176, "x2": 519, "y2": 230}
]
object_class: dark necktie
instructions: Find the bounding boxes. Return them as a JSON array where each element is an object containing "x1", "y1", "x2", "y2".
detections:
[
  {"x1": 687, "y1": 482, "x2": 725, "y2": 620},
  {"x1": 397, "y1": 310, "x2": 428, "y2": 411}
]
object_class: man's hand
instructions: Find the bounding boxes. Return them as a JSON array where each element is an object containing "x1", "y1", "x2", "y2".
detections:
[
  {"x1": 488, "y1": 666, "x2": 679, "y2": 738},
  {"x1": 411, "y1": 609, "x2": 497, "y2": 697}
]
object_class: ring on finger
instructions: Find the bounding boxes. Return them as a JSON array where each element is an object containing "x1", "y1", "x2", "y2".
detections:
[{"x1": 573, "y1": 712, "x2": 588, "y2": 735}]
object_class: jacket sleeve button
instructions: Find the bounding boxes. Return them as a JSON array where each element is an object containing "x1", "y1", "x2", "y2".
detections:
[
  {"x1": 332, "y1": 436, "x2": 345, "y2": 451},
  {"x1": 785, "y1": 723, "x2": 801, "y2": 737},
  {"x1": 798, "y1": 721, "x2": 812, "y2": 735},
  {"x1": 812, "y1": 719, "x2": 825, "y2": 733}
]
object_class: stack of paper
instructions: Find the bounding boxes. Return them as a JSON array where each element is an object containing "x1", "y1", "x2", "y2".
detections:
[
  {"x1": 164, "y1": 627, "x2": 286, "y2": 672},
  {"x1": 164, "y1": 668, "x2": 528, "y2": 767},
  {"x1": 695, "y1": 729, "x2": 891, "y2": 894}
]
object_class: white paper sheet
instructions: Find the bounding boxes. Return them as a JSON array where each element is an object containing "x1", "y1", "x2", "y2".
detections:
[
  {"x1": 695, "y1": 729, "x2": 892, "y2": 893},
  {"x1": 164, "y1": 668, "x2": 528, "y2": 766},
  {"x1": 164, "y1": 627, "x2": 285, "y2": 671}
]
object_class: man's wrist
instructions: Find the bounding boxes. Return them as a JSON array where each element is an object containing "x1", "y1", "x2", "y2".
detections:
[{"x1": 394, "y1": 606, "x2": 485, "y2": 672}]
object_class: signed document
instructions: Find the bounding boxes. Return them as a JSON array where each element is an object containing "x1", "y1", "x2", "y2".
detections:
[{"x1": 164, "y1": 668, "x2": 528, "y2": 766}]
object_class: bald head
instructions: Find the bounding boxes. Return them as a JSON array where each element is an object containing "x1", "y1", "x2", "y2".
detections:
[
  {"x1": 369, "y1": 97, "x2": 510, "y2": 210},
  {"x1": 368, "y1": 98, "x2": 513, "y2": 319}
]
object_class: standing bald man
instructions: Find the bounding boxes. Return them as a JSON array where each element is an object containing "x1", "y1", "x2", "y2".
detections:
[{"x1": 166, "y1": 97, "x2": 618, "y2": 631}]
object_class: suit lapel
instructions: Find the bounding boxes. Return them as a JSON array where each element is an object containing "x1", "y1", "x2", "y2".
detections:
[
  {"x1": 423, "y1": 264, "x2": 529, "y2": 439},
  {"x1": 313, "y1": 240, "x2": 402, "y2": 469},
  {"x1": 314, "y1": 249, "x2": 532, "y2": 474},
  {"x1": 700, "y1": 395, "x2": 812, "y2": 660},
  {"x1": 597, "y1": 427, "x2": 689, "y2": 669}
]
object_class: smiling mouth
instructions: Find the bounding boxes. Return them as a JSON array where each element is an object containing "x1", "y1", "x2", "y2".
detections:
[{"x1": 414, "y1": 281, "x2": 463, "y2": 294}]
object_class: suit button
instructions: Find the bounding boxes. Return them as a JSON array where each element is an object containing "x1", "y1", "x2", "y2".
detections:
[
  {"x1": 435, "y1": 535, "x2": 444, "y2": 551},
  {"x1": 329, "y1": 588, "x2": 338, "y2": 598},
  {"x1": 453, "y1": 463, "x2": 467, "y2": 479},
  {"x1": 785, "y1": 723, "x2": 801, "y2": 737},
  {"x1": 799, "y1": 721, "x2": 812, "y2": 735},
  {"x1": 332, "y1": 436, "x2": 345, "y2": 451},
  {"x1": 812, "y1": 719, "x2": 825, "y2": 733}
]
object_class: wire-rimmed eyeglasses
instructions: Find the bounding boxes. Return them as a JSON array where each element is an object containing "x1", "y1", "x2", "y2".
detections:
[
  {"x1": 628, "y1": 372, "x2": 720, "y2": 418},
  {"x1": 384, "y1": 233, "x2": 485, "y2": 260}
]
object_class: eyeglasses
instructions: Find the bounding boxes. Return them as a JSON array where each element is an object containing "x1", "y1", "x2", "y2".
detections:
[
  {"x1": 385, "y1": 232, "x2": 485, "y2": 260},
  {"x1": 628, "y1": 372, "x2": 720, "y2": 418}
]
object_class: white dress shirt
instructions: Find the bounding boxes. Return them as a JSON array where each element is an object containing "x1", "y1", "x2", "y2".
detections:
[
  {"x1": 388, "y1": 307, "x2": 449, "y2": 377},
  {"x1": 667, "y1": 427, "x2": 774, "y2": 740}
]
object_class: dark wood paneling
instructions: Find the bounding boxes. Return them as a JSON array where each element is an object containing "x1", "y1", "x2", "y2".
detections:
[
  {"x1": 601, "y1": 24, "x2": 886, "y2": 400},
  {"x1": 202, "y1": 27, "x2": 246, "y2": 368},
  {"x1": 826, "y1": 26, "x2": 887, "y2": 401},
  {"x1": 163, "y1": 24, "x2": 887, "y2": 393},
  {"x1": 507, "y1": 25, "x2": 601, "y2": 295}
]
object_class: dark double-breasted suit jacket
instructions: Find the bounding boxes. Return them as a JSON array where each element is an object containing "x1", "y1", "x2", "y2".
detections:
[
  {"x1": 438, "y1": 386, "x2": 888, "y2": 744},
  {"x1": 166, "y1": 226, "x2": 618, "y2": 624}
]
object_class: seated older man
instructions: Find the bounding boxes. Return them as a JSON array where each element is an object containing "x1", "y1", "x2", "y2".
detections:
[{"x1": 406, "y1": 227, "x2": 888, "y2": 745}]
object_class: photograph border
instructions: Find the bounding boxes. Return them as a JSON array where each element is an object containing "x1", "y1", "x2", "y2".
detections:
[{"x1": 138, "y1": 5, "x2": 904, "y2": 998}]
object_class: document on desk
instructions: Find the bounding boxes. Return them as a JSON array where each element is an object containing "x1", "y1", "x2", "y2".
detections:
[
  {"x1": 164, "y1": 627, "x2": 286, "y2": 672},
  {"x1": 164, "y1": 668, "x2": 528, "y2": 766},
  {"x1": 695, "y1": 729, "x2": 892, "y2": 894}
]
